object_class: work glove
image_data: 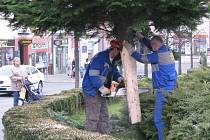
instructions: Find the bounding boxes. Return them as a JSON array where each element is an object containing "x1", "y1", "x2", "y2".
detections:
[
  {"x1": 99, "y1": 86, "x2": 111, "y2": 96},
  {"x1": 123, "y1": 40, "x2": 135, "y2": 55}
]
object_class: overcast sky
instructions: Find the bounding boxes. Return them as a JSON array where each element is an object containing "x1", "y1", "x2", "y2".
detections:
[
  {"x1": 0, "y1": 19, "x2": 18, "y2": 39},
  {"x1": 0, "y1": 17, "x2": 209, "y2": 40}
]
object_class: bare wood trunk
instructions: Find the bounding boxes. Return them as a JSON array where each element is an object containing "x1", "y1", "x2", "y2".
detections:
[
  {"x1": 74, "y1": 37, "x2": 80, "y2": 88},
  {"x1": 121, "y1": 47, "x2": 141, "y2": 124}
]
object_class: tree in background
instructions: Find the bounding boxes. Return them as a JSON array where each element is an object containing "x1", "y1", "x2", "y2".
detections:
[
  {"x1": 0, "y1": 0, "x2": 209, "y2": 82},
  {"x1": 0, "y1": 0, "x2": 209, "y2": 38}
]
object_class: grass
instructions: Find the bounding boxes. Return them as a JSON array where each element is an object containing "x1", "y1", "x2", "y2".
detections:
[
  {"x1": 66, "y1": 99, "x2": 125, "y2": 126},
  {"x1": 65, "y1": 98, "x2": 144, "y2": 140},
  {"x1": 112, "y1": 129, "x2": 145, "y2": 140}
]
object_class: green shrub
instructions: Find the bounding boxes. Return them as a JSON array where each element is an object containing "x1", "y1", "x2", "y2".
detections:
[
  {"x1": 4, "y1": 68, "x2": 210, "y2": 140},
  {"x1": 2, "y1": 90, "x2": 117, "y2": 140},
  {"x1": 137, "y1": 68, "x2": 210, "y2": 139}
]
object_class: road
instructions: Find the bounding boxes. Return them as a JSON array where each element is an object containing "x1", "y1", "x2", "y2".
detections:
[{"x1": 0, "y1": 56, "x2": 200, "y2": 140}]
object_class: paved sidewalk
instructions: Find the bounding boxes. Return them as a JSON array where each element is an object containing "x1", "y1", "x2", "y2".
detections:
[
  {"x1": 0, "y1": 97, "x2": 12, "y2": 140},
  {"x1": 44, "y1": 74, "x2": 77, "y2": 83}
]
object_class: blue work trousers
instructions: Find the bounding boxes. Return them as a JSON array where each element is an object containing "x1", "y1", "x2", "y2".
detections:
[{"x1": 154, "y1": 89, "x2": 173, "y2": 140}]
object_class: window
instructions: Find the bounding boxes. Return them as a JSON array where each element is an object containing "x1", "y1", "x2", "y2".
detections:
[{"x1": 30, "y1": 67, "x2": 38, "y2": 74}]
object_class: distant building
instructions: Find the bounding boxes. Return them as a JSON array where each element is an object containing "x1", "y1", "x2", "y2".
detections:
[
  {"x1": 191, "y1": 18, "x2": 209, "y2": 55},
  {"x1": 14, "y1": 33, "x2": 51, "y2": 72},
  {"x1": 0, "y1": 39, "x2": 15, "y2": 66}
]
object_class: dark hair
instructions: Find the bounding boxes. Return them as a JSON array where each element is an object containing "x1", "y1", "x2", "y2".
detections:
[{"x1": 151, "y1": 35, "x2": 163, "y2": 43}]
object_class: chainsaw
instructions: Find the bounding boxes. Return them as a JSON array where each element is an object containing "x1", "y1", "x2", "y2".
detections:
[
  {"x1": 101, "y1": 81, "x2": 126, "y2": 97},
  {"x1": 101, "y1": 80, "x2": 151, "y2": 97}
]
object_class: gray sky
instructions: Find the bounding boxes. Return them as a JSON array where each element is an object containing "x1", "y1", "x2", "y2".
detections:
[{"x1": 0, "y1": 19, "x2": 18, "y2": 39}]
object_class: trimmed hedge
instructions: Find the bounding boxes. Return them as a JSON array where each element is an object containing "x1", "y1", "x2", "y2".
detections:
[
  {"x1": 137, "y1": 68, "x2": 210, "y2": 139},
  {"x1": 2, "y1": 89, "x2": 117, "y2": 140},
  {"x1": 4, "y1": 68, "x2": 210, "y2": 140}
]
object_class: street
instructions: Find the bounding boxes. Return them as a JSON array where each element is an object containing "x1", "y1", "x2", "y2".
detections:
[{"x1": 0, "y1": 56, "x2": 200, "y2": 140}]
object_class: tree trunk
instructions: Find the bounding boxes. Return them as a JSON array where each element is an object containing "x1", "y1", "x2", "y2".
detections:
[
  {"x1": 190, "y1": 33, "x2": 193, "y2": 69},
  {"x1": 166, "y1": 30, "x2": 169, "y2": 47},
  {"x1": 74, "y1": 37, "x2": 80, "y2": 88},
  {"x1": 121, "y1": 46, "x2": 141, "y2": 124},
  {"x1": 143, "y1": 47, "x2": 149, "y2": 77},
  {"x1": 51, "y1": 33, "x2": 54, "y2": 75},
  {"x1": 178, "y1": 43, "x2": 182, "y2": 75}
]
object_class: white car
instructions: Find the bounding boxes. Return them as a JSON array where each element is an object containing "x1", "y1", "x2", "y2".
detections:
[{"x1": 0, "y1": 65, "x2": 44, "y2": 94}]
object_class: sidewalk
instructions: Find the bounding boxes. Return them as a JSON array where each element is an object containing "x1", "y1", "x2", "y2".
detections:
[{"x1": 44, "y1": 74, "x2": 79, "y2": 83}]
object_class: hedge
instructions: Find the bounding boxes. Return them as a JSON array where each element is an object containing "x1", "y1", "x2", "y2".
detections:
[
  {"x1": 2, "y1": 89, "x2": 117, "y2": 140},
  {"x1": 137, "y1": 68, "x2": 210, "y2": 139},
  {"x1": 4, "y1": 68, "x2": 210, "y2": 140}
]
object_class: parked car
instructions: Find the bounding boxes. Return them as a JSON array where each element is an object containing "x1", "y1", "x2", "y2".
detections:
[{"x1": 0, "y1": 65, "x2": 44, "y2": 94}]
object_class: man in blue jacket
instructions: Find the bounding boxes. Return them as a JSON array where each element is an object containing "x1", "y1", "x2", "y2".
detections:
[
  {"x1": 125, "y1": 33, "x2": 177, "y2": 140},
  {"x1": 82, "y1": 40, "x2": 123, "y2": 134}
]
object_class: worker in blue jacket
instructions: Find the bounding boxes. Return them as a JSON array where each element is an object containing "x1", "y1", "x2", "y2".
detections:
[
  {"x1": 82, "y1": 40, "x2": 124, "y2": 134},
  {"x1": 124, "y1": 33, "x2": 177, "y2": 140}
]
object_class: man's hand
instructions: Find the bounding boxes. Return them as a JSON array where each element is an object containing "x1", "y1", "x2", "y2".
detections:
[
  {"x1": 122, "y1": 40, "x2": 135, "y2": 55},
  {"x1": 136, "y1": 32, "x2": 144, "y2": 39},
  {"x1": 99, "y1": 86, "x2": 110, "y2": 96}
]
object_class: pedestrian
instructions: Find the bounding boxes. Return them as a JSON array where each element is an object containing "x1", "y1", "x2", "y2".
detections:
[
  {"x1": 82, "y1": 40, "x2": 124, "y2": 134},
  {"x1": 124, "y1": 33, "x2": 177, "y2": 140},
  {"x1": 66, "y1": 58, "x2": 72, "y2": 76},
  {"x1": 84, "y1": 58, "x2": 89, "y2": 70},
  {"x1": 72, "y1": 59, "x2": 75, "y2": 78},
  {"x1": 9, "y1": 57, "x2": 25, "y2": 107},
  {"x1": 79, "y1": 66, "x2": 85, "y2": 78}
]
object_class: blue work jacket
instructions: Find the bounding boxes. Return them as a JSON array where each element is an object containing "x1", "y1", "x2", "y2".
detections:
[
  {"x1": 132, "y1": 38, "x2": 177, "y2": 90},
  {"x1": 82, "y1": 50, "x2": 121, "y2": 96}
]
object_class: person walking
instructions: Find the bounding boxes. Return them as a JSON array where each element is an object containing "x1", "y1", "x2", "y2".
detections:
[
  {"x1": 84, "y1": 58, "x2": 89, "y2": 70},
  {"x1": 9, "y1": 57, "x2": 25, "y2": 107},
  {"x1": 82, "y1": 40, "x2": 124, "y2": 134},
  {"x1": 124, "y1": 33, "x2": 177, "y2": 140},
  {"x1": 71, "y1": 59, "x2": 75, "y2": 78},
  {"x1": 66, "y1": 58, "x2": 72, "y2": 76}
]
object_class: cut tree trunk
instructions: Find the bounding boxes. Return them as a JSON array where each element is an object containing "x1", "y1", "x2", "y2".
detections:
[{"x1": 121, "y1": 47, "x2": 141, "y2": 124}]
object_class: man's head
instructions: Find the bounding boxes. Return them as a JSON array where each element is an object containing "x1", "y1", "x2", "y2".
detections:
[
  {"x1": 151, "y1": 35, "x2": 163, "y2": 51},
  {"x1": 13, "y1": 57, "x2": 20, "y2": 67},
  {"x1": 109, "y1": 40, "x2": 122, "y2": 59}
]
